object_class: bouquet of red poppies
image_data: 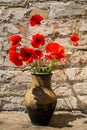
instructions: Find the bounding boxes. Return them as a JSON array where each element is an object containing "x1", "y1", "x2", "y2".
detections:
[{"x1": 8, "y1": 14, "x2": 79, "y2": 73}]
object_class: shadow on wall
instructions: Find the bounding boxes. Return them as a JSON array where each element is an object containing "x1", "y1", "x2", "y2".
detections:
[
  {"x1": 68, "y1": 79, "x2": 87, "y2": 109},
  {"x1": 55, "y1": 74, "x2": 87, "y2": 110}
]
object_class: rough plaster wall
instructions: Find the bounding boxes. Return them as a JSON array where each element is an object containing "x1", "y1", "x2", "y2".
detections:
[{"x1": 0, "y1": 0, "x2": 87, "y2": 111}]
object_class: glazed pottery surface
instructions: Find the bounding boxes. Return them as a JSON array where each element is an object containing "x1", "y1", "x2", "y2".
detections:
[{"x1": 25, "y1": 73, "x2": 57, "y2": 125}]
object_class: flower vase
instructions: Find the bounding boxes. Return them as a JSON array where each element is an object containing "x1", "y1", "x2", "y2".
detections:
[{"x1": 24, "y1": 73, "x2": 57, "y2": 126}]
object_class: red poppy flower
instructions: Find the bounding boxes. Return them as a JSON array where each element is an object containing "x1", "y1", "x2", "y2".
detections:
[
  {"x1": 9, "y1": 35, "x2": 21, "y2": 47},
  {"x1": 46, "y1": 42, "x2": 58, "y2": 53},
  {"x1": 9, "y1": 45, "x2": 22, "y2": 54},
  {"x1": 46, "y1": 42, "x2": 63, "y2": 53},
  {"x1": 46, "y1": 52, "x2": 66, "y2": 61},
  {"x1": 72, "y1": 42, "x2": 79, "y2": 46},
  {"x1": 70, "y1": 34, "x2": 79, "y2": 42},
  {"x1": 9, "y1": 51, "x2": 23, "y2": 66},
  {"x1": 46, "y1": 42, "x2": 66, "y2": 60},
  {"x1": 70, "y1": 34, "x2": 79, "y2": 46},
  {"x1": 9, "y1": 46, "x2": 16, "y2": 52},
  {"x1": 55, "y1": 50, "x2": 66, "y2": 60},
  {"x1": 30, "y1": 14, "x2": 43, "y2": 26},
  {"x1": 20, "y1": 48, "x2": 34, "y2": 63},
  {"x1": 45, "y1": 54, "x2": 53, "y2": 60},
  {"x1": 31, "y1": 34, "x2": 45, "y2": 48},
  {"x1": 34, "y1": 50, "x2": 43, "y2": 60}
]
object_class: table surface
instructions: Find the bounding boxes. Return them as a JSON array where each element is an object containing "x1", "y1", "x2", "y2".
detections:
[{"x1": 0, "y1": 111, "x2": 87, "y2": 130}]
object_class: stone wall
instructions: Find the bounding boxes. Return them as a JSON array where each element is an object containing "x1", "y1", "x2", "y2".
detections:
[{"x1": 0, "y1": 0, "x2": 87, "y2": 111}]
